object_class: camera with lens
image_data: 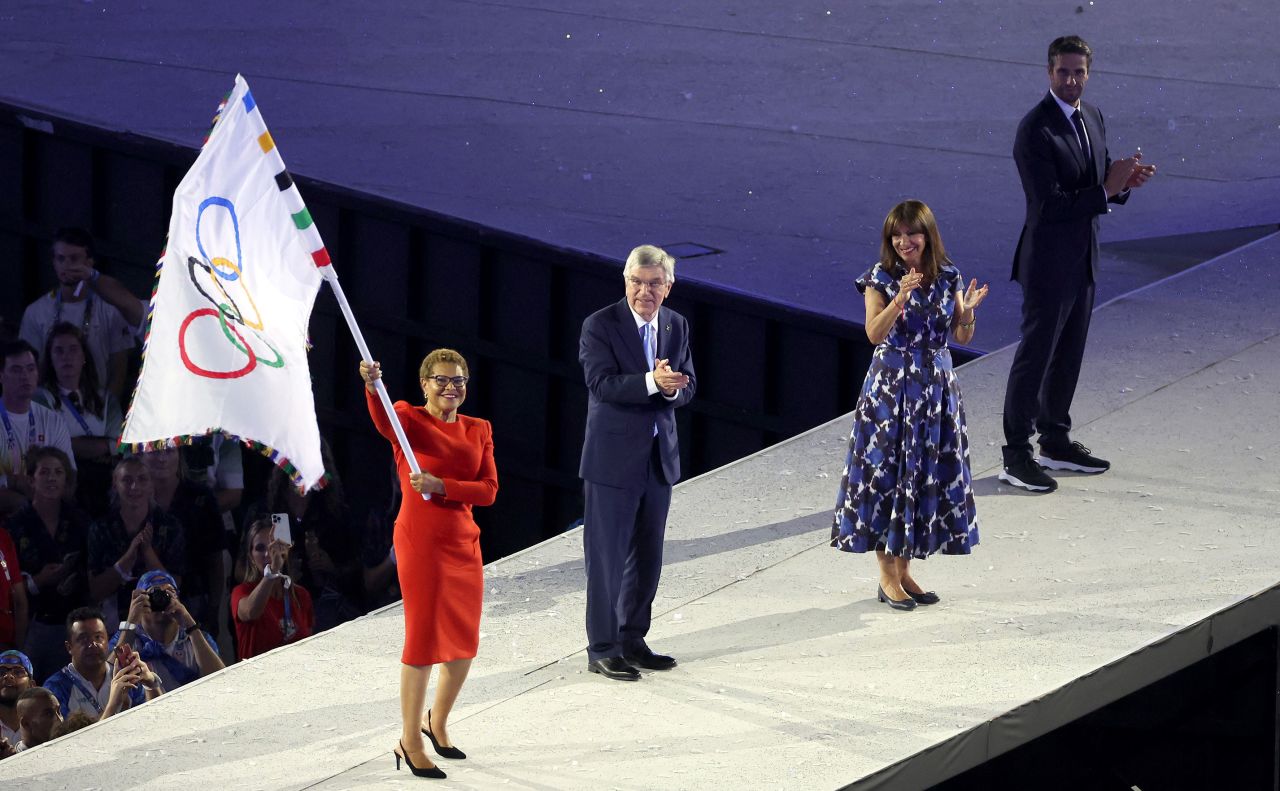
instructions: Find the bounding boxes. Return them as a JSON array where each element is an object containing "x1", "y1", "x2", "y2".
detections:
[{"x1": 147, "y1": 587, "x2": 172, "y2": 613}]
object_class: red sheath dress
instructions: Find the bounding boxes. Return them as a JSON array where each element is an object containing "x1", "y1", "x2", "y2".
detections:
[{"x1": 366, "y1": 389, "x2": 498, "y2": 665}]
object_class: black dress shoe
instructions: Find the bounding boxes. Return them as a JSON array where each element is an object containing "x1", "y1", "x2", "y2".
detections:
[
  {"x1": 906, "y1": 590, "x2": 940, "y2": 605},
  {"x1": 623, "y1": 647, "x2": 677, "y2": 671},
  {"x1": 588, "y1": 656, "x2": 641, "y2": 681},
  {"x1": 422, "y1": 709, "x2": 466, "y2": 759},
  {"x1": 877, "y1": 584, "x2": 917, "y2": 611}
]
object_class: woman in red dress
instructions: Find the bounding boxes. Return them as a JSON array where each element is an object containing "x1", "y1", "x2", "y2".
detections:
[{"x1": 360, "y1": 349, "x2": 497, "y2": 780}]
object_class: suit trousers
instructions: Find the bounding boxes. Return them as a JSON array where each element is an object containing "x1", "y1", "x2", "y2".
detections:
[
  {"x1": 583, "y1": 439, "x2": 671, "y2": 661},
  {"x1": 1002, "y1": 278, "x2": 1096, "y2": 463}
]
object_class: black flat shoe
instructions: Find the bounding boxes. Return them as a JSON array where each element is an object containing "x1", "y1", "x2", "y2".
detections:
[
  {"x1": 877, "y1": 584, "x2": 917, "y2": 611},
  {"x1": 394, "y1": 739, "x2": 446, "y2": 779},
  {"x1": 906, "y1": 590, "x2": 940, "y2": 605},
  {"x1": 623, "y1": 647, "x2": 677, "y2": 671},
  {"x1": 588, "y1": 656, "x2": 641, "y2": 681},
  {"x1": 422, "y1": 709, "x2": 466, "y2": 759}
]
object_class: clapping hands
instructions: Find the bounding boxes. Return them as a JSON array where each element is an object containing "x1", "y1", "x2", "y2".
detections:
[
  {"x1": 894, "y1": 268, "x2": 924, "y2": 307},
  {"x1": 653, "y1": 359, "x2": 690, "y2": 396}
]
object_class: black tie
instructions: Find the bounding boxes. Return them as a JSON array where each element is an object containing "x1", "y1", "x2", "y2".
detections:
[{"x1": 1071, "y1": 109, "x2": 1092, "y2": 164}]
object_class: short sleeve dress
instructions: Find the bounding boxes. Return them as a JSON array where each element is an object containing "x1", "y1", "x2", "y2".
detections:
[{"x1": 830, "y1": 262, "x2": 980, "y2": 559}]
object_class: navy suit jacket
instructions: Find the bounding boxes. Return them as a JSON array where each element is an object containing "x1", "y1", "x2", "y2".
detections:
[
  {"x1": 578, "y1": 299, "x2": 696, "y2": 489},
  {"x1": 1011, "y1": 92, "x2": 1129, "y2": 289}
]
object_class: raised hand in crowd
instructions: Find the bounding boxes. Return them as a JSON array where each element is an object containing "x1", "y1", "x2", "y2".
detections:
[{"x1": 100, "y1": 645, "x2": 160, "y2": 720}]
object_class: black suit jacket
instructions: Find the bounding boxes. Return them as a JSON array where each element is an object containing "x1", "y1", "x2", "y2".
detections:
[
  {"x1": 578, "y1": 299, "x2": 695, "y2": 489},
  {"x1": 1011, "y1": 92, "x2": 1128, "y2": 288}
]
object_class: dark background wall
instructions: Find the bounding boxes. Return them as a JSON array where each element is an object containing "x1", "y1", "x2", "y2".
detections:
[{"x1": 0, "y1": 103, "x2": 978, "y2": 562}]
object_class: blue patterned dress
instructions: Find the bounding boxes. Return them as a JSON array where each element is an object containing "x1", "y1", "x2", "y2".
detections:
[{"x1": 831, "y1": 262, "x2": 979, "y2": 559}]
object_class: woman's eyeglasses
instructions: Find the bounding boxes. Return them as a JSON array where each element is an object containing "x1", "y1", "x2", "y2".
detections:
[{"x1": 427, "y1": 375, "x2": 469, "y2": 389}]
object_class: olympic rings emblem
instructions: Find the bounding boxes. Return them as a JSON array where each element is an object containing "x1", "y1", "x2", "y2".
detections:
[{"x1": 177, "y1": 197, "x2": 286, "y2": 379}]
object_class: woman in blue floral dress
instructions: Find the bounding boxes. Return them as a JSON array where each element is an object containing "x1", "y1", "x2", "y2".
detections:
[{"x1": 831, "y1": 200, "x2": 987, "y2": 611}]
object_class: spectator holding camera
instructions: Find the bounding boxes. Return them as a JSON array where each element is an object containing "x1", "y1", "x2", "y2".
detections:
[
  {"x1": 231, "y1": 518, "x2": 313, "y2": 659},
  {"x1": 87, "y1": 456, "x2": 185, "y2": 625},
  {"x1": 0, "y1": 650, "x2": 34, "y2": 746},
  {"x1": 44, "y1": 606, "x2": 156, "y2": 719},
  {"x1": 6, "y1": 446, "x2": 90, "y2": 680},
  {"x1": 111, "y1": 570, "x2": 222, "y2": 692}
]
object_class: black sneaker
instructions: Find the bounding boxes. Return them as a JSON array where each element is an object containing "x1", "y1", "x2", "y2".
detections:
[
  {"x1": 998, "y1": 457, "x2": 1058, "y2": 493},
  {"x1": 1037, "y1": 441, "x2": 1110, "y2": 474}
]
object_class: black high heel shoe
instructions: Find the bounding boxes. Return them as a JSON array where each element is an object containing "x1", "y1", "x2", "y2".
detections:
[
  {"x1": 422, "y1": 709, "x2": 467, "y2": 759},
  {"x1": 877, "y1": 584, "x2": 917, "y2": 611},
  {"x1": 394, "y1": 739, "x2": 446, "y2": 779}
]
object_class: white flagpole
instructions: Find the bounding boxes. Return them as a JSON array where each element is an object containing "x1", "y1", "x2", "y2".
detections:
[{"x1": 318, "y1": 267, "x2": 430, "y2": 501}]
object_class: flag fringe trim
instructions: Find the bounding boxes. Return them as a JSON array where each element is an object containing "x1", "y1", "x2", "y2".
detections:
[{"x1": 117, "y1": 430, "x2": 330, "y2": 493}]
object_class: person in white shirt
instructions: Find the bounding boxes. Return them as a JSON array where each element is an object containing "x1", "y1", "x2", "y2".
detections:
[
  {"x1": 0, "y1": 340, "x2": 75, "y2": 517},
  {"x1": 18, "y1": 228, "x2": 144, "y2": 400},
  {"x1": 35, "y1": 322, "x2": 122, "y2": 515}
]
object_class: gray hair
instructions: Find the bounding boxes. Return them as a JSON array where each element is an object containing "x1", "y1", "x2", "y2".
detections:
[{"x1": 623, "y1": 245, "x2": 676, "y2": 284}]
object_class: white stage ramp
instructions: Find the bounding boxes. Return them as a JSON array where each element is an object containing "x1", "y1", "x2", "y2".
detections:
[{"x1": 3, "y1": 235, "x2": 1278, "y2": 789}]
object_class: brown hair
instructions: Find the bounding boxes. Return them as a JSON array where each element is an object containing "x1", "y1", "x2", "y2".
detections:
[
  {"x1": 1048, "y1": 35, "x2": 1092, "y2": 70},
  {"x1": 878, "y1": 200, "x2": 952, "y2": 285},
  {"x1": 418, "y1": 348, "x2": 469, "y2": 381},
  {"x1": 40, "y1": 322, "x2": 105, "y2": 416},
  {"x1": 25, "y1": 445, "x2": 78, "y2": 498}
]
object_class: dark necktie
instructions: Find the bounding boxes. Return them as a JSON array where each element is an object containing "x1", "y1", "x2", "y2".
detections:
[{"x1": 1071, "y1": 108, "x2": 1092, "y2": 164}]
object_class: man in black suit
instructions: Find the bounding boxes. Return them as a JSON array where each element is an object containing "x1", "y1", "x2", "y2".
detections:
[
  {"x1": 999, "y1": 35, "x2": 1156, "y2": 493},
  {"x1": 579, "y1": 245, "x2": 695, "y2": 681}
]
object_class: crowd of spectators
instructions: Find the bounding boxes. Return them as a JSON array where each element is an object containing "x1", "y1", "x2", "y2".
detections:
[{"x1": 0, "y1": 228, "x2": 403, "y2": 757}]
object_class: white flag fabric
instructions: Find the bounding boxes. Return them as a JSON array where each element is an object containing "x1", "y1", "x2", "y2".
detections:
[{"x1": 122, "y1": 74, "x2": 330, "y2": 491}]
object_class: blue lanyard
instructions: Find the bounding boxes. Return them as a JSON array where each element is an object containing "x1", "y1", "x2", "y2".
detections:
[
  {"x1": 63, "y1": 667, "x2": 104, "y2": 716},
  {"x1": 0, "y1": 402, "x2": 37, "y2": 472},
  {"x1": 61, "y1": 392, "x2": 92, "y2": 434}
]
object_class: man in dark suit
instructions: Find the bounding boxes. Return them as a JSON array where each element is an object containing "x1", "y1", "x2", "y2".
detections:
[
  {"x1": 579, "y1": 245, "x2": 695, "y2": 681},
  {"x1": 999, "y1": 35, "x2": 1156, "y2": 493}
]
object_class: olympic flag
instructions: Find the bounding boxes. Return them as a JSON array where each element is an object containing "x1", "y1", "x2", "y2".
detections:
[{"x1": 122, "y1": 75, "x2": 327, "y2": 491}]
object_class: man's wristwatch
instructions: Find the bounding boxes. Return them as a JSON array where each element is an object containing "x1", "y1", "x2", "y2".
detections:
[
  {"x1": 118, "y1": 621, "x2": 138, "y2": 633},
  {"x1": 183, "y1": 621, "x2": 200, "y2": 634}
]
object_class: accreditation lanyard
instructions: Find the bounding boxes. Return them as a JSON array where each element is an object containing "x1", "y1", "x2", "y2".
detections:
[
  {"x1": 0, "y1": 402, "x2": 36, "y2": 473},
  {"x1": 64, "y1": 668, "x2": 105, "y2": 716},
  {"x1": 53, "y1": 289, "x2": 94, "y2": 336},
  {"x1": 61, "y1": 391, "x2": 92, "y2": 434}
]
